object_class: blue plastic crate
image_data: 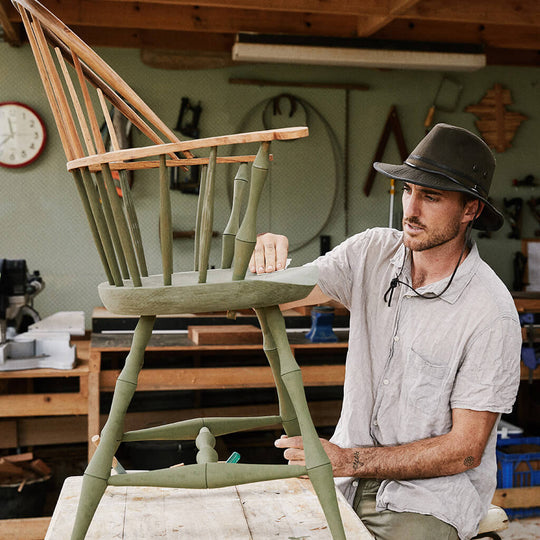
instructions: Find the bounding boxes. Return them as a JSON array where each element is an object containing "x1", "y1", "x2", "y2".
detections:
[{"x1": 496, "y1": 436, "x2": 540, "y2": 518}]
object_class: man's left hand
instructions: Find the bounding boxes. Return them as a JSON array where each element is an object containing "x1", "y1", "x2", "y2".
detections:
[{"x1": 274, "y1": 435, "x2": 353, "y2": 476}]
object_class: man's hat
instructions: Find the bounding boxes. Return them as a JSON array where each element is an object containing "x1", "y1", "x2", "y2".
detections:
[{"x1": 373, "y1": 123, "x2": 504, "y2": 231}]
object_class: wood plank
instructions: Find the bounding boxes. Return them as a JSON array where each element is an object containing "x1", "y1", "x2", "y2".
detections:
[
  {"x1": 0, "y1": 517, "x2": 51, "y2": 540},
  {"x1": 403, "y1": 0, "x2": 540, "y2": 27},
  {"x1": 27, "y1": 2, "x2": 358, "y2": 36},
  {"x1": 188, "y1": 325, "x2": 262, "y2": 345},
  {"x1": 0, "y1": 358, "x2": 89, "y2": 379},
  {"x1": 85, "y1": 0, "x2": 389, "y2": 16},
  {"x1": 45, "y1": 476, "x2": 373, "y2": 539},
  {"x1": 100, "y1": 365, "x2": 346, "y2": 391},
  {"x1": 236, "y1": 477, "x2": 374, "y2": 539},
  {"x1": 0, "y1": 392, "x2": 87, "y2": 417},
  {"x1": 492, "y1": 486, "x2": 540, "y2": 509}
]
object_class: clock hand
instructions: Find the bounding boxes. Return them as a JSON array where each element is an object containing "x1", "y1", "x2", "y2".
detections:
[
  {"x1": 0, "y1": 134, "x2": 12, "y2": 148},
  {"x1": 8, "y1": 118, "x2": 14, "y2": 137}
]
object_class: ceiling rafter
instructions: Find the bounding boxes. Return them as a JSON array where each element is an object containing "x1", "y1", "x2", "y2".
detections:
[
  {"x1": 0, "y1": 0, "x2": 538, "y2": 66},
  {"x1": 357, "y1": 0, "x2": 423, "y2": 37}
]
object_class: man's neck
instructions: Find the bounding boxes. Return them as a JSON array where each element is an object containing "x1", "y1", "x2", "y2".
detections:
[{"x1": 410, "y1": 238, "x2": 470, "y2": 289}]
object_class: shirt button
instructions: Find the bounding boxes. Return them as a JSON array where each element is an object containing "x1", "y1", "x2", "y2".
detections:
[
  {"x1": 383, "y1": 379, "x2": 389, "y2": 385},
  {"x1": 394, "y1": 336, "x2": 399, "y2": 342},
  {"x1": 373, "y1": 420, "x2": 378, "y2": 426},
  {"x1": 352, "y1": 480, "x2": 359, "y2": 487}
]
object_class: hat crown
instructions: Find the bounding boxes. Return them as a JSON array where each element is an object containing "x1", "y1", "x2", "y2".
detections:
[{"x1": 406, "y1": 123, "x2": 495, "y2": 198}]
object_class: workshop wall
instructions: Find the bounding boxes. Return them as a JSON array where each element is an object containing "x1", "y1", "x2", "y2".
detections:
[{"x1": 1, "y1": 42, "x2": 539, "y2": 327}]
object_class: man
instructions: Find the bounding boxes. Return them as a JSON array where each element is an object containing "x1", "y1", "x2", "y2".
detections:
[{"x1": 250, "y1": 124, "x2": 521, "y2": 540}]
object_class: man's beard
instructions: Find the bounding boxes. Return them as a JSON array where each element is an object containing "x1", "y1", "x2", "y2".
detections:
[{"x1": 402, "y1": 216, "x2": 462, "y2": 252}]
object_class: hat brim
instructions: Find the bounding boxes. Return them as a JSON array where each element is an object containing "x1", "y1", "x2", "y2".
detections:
[{"x1": 373, "y1": 161, "x2": 504, "y2": 231}]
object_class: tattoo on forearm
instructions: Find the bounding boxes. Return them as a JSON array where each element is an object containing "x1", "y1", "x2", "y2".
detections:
[
  {"x1": 352, "y1": 451, "x2": 364, "y2": 471},
  {"x1": 463, "y1": 456, "x2": 475, "y2": 468}
]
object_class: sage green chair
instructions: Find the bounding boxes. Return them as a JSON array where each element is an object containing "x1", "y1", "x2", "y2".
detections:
[{"x1": 13, "y1": 1, "x2": 346, "y2": 538}]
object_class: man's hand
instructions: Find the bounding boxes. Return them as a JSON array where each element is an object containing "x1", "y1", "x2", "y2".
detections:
[
  {"x1": 249, "y1": 233, "x2": 289, "y2": 274},
  {"x1": 275, "y1": 435, "x2": 354, "y2": 477}
]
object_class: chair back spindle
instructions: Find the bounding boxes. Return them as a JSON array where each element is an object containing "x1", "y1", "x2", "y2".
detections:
[
  {"x1": 198, "y1": 147, "x2": 217, "y2": 284},
  {"x1": 233, "y1": 142, "x2": 270, "y2": 281},
  {"x1": 194, "y1": 164, "x2": 207, "y2": 272},
  {"x1": 159, "y1": 155, "x2": 173, "y2": 286},
  {"x1": 221, "y1": 163, "x2": 249, "y2": 270}
]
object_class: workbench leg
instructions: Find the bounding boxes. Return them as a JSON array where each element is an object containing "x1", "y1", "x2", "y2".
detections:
[
  {"x1": 263, "y1": 306, "x2": 346, "y2": 540},
  {"x1": 71, "y1": 315, "x2": 155, "y2": 540}
]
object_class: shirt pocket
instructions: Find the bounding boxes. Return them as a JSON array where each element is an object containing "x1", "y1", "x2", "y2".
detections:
[{"x1": 406, "y1": 349, "x2": 449, "y2": 415}]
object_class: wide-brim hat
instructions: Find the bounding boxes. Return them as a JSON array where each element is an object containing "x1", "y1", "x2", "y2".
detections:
[{"x1": 373, "y1": 123, "x2": 504, "y2": 231}]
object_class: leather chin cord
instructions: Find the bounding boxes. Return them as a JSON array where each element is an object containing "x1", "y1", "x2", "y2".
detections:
[{"x1": 383, "y1": 218, "x2": 476, "y2": 307}]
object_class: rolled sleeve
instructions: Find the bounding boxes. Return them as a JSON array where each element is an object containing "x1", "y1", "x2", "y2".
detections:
[{"x1": 451, "y1": 316, "x2": 522, "y2": 414}]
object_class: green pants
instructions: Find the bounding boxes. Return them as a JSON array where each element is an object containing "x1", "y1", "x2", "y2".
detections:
[{"x1": 353, "y1": 479, "x2": 459, "y2": 540}]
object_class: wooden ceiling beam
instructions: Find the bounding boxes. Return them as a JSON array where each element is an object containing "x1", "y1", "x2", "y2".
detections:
[
  {"x1": 85, "y1": 0, "x2": 389, "y2": 16},
  {"x1": 374, "y1": 19, "x2": 540, "y2": 50},
  {"x1": 21, "y1": 1, "x2": 357, "y2": 37},
  {"x1": 357, "y1": 0, "x2": 423, "y2": 37},
  {"x1": 401, "y1": 0, "x2": 540, "y2": 27}
]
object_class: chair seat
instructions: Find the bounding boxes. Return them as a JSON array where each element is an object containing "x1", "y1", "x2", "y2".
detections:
[
  {"x1": 476, "y1": 505, "x2": 509, "y2": 535},
  {"x1": 98, "y1": 265, "x2": 319, "y2": 315}
]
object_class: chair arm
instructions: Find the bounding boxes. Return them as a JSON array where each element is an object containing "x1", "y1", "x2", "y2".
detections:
[{"x1": 67, "y1": 127, "x2": 308, "y2": 171}]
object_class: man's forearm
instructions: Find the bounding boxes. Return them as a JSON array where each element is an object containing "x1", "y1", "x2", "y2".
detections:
[{"x1": 330, "y1": 433, "x2": 479, "y2": 479}]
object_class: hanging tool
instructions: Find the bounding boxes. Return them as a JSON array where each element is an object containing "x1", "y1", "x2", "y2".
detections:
[
  {"x1": 171, "y1": 97, "x2": 203, "y2": 194},
  {"x1": 503, "y1": 197, "x2": 523, "y2": 239},
  {"x1": 363, "y1": 106, "x2": 408, "y2": 228},
  {"x1": 424, "y1": 76, "x2": 463, "y2": 132}
]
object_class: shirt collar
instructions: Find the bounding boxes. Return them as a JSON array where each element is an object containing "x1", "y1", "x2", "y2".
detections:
[{"x1": 390, "y1": 235, "x2": 480, "y2": 304}]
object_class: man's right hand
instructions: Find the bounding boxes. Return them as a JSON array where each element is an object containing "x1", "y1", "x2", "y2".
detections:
[{"x1": 249, "y1": 233, "x2": 289, "y2": 274}]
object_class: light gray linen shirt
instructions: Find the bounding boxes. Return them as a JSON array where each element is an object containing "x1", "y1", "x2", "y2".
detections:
[{"x1": 313, "y1": 227, "x2": 521, "y2": 540}]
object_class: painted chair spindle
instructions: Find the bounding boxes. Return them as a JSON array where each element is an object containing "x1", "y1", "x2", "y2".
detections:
[
  {"x1": 198, "y1": 147, "x2": 217, "y2": 283},
  {"x1": 119, "y1": 168, "x2": 148, "y2": 277},
  {"x1": 70, "y1": 170, "x2": 115, "y2": 285},
  {"x1": 221, "y1": 162, "x2": 249, "y2": 269},
  {"x1": 80, "y1": 167, "x2": 123, "y2": 287},
  {"x1": 93, "y1": 170, "x2": 130, "y2": 279},
  {"x1": 102, "y1": 164, "x2": 142, "y2": 287},
  {"x1": 194, "y1": 164, "x2": 208, "y2": 271},
  {"x1": 233, "y1": 142, "x2": 270, "y2": 281},
  {"x1": 159, "y1": 154, "x2": 173, "y2": 286}
]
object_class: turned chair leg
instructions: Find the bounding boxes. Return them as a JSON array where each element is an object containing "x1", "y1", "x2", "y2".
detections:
[
  {"x1": 71, "y1": 315, "x2": 155, "y2": 540},
  {"x1": 260, "y1": 305, "x2": 347, "y2": 540}
]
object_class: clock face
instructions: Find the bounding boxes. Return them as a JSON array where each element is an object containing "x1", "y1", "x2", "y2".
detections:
[{"x1": 0, "y1": 102, "x2": 47, "y2": 168}]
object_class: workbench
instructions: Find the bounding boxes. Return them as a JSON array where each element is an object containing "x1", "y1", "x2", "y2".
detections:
[{"x1": 45, "y1": 476, "x2": 373, "y2": 539}]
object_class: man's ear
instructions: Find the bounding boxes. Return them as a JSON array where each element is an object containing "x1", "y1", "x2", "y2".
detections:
[{"x1": 463, "y1": 199, "x2": 484, "y2": 224}]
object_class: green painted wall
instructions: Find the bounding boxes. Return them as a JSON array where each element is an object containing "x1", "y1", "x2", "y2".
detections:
[{"x1": 1, "y1": 42, "x2": 539, "y2": 327}]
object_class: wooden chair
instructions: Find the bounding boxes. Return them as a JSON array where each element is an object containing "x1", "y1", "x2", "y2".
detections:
[{"x1": 11, "y1": 1, "x2": 346, "y2": 538}]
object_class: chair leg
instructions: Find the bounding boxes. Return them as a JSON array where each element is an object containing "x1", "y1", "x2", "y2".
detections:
[
  {"x1": 71, "y1": 315, "x2": 155, "y2": 540},
  {"x1": 262, "y1": 305, "x2": 347, "y2": 540},
  {"x1": 255, "y1": 307, "x2": 300, "y2": 436}
]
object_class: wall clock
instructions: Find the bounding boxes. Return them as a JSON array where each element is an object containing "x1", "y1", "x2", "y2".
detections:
[{"x1": 0, "y1": 102, "x2": 47, "y2": 168}]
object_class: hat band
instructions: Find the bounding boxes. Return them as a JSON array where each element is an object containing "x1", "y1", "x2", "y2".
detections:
[{"x1": 406, "y1": 154, "x2": 489, "y2": 198}]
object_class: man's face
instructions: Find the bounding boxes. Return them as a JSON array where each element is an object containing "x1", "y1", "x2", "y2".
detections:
[{"x1": 401, "y1": 182, "x2": 472, "y2": 252}]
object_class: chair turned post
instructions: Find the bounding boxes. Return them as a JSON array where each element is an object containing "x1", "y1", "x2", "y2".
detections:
[
  {"x1": 221, "y1": 163, "x2": 249, "y2": 269},
  {"x1": 159, "y1": 154, "x2": 173, "y2": 286},
  {"x1": 233, "y1": 142, "x2": 270, "y2": 281},
  {"x1": 198, "y1": 147, "x2": 217, "y2": 283}
]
